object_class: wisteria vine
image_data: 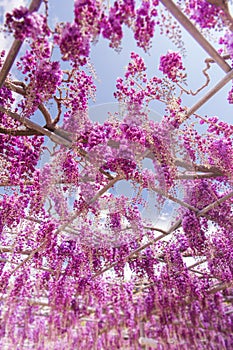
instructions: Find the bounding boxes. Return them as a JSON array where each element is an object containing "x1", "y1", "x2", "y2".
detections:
[{"x1": 0, "y1": 0, "x2": 233, "y2": 349}]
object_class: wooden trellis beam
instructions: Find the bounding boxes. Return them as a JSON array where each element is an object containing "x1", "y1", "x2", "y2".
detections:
[
  {"x1": 185, "y1": 69, "x2": 233, "y2": 119},
  {"x1": 183, "y1": 70, "x2": 233, "y2": 121},
  {"x1": 95, "y1": 190, "x2": 233, "y2": 277},
  {"x1": 160, "y1": 0, "x2": 231, "y2": 73}
]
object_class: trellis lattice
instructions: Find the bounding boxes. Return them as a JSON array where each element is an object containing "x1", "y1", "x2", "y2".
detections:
[{"x1": 0, "y1": 0, "x2": 233, "y2": 349}]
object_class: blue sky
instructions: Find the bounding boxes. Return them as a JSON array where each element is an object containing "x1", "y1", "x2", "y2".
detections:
[
  {"x1": 0, "y1": 0, "x2": 232, "y2": 126},
  {"x1": 0, "y1": 0, "x2": 232, "y2": 265}
]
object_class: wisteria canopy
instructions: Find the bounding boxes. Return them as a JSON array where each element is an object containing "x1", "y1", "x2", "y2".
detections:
[{"x1": 0, "y1": 0, "x2": 233, "y2": 349}]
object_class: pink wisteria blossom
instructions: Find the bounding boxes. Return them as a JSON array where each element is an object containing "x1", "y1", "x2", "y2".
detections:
[{"x1": 0, "y1": 0, "x2": 233, "y2": 349}]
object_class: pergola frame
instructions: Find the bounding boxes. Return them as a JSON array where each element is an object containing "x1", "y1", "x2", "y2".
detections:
[{"x1": 0, "y1": 0, "x2": 233, "y2": 348}]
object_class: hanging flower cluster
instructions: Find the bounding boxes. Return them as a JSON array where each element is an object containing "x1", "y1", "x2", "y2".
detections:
[
  {"x1": 0, "y1": 0, "x2": 233, "y2": 349},
  {"x1": 17, "y1": 47, "x2": 62, "y2": 116},
  {"x1": 53, "y1": 0, "x2": 159, "y2": 65},
  {"x1": 5, "y1": 6, "x2": 48, "y2": 40},
  {"x1": 159, "y1": 50, "x2": 186, "y2": 82},
  {"x1": 186, "y1": 0, "x2": 224, "y2": 29}
]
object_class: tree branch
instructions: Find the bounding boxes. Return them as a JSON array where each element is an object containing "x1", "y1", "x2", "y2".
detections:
[
  {"x1": 0, "y1": 106, "x2": 72, "y2": 147},
  {"x1": 0, "y1": 126, "x2": 41, "y2": 136},
  {"x1": 4, "y1": 80, "x2": 54, "y2": 129},
  {"x1": 94, "y1": 190, "x2": 233, "y2": 278},
  {"x1": 10, "y1": 175, "x2": 122, "y2": 275},
  {"x1": 0, "y1": 0, "x2": 43, "y2": 88},
  {"x1": 184, "y1": 68, "x2": 233, "y2": 121}
]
